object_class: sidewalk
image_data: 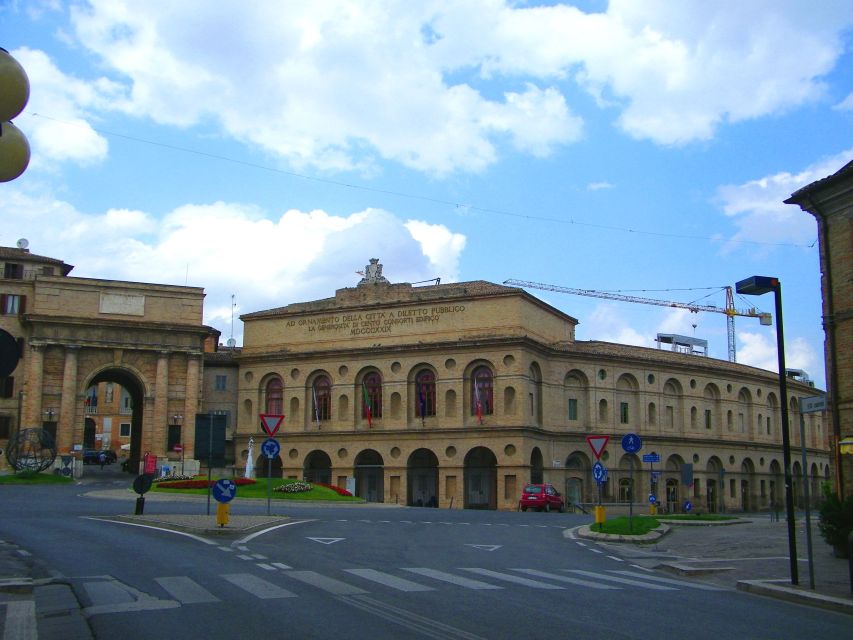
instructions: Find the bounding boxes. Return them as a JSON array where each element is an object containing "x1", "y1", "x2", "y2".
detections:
[{"x1": 577, "y1": 514, "x2": 853, "y2": 615}]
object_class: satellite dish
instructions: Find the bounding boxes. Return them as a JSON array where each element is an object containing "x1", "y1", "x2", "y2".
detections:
[
  {"x1": 226, "y1": 338, "x2": 236, "y2": 348},
  {"x1": 16, "y1": 238, "x2": 28, "y2": 249}
]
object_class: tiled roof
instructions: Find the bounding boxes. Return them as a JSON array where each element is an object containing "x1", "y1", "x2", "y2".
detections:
[
  {"x1": 785, "y1": 158, "x2": 853, "y2": 203},
  {"x1": 0, "y1": 246, "x2": 74, "y2": 274}
]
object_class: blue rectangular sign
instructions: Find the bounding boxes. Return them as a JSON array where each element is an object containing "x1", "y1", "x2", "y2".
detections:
[{"x1": 642, "y1": 453, "x2": 660, "y2": 463}]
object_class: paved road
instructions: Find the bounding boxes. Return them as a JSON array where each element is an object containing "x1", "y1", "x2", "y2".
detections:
[{"x1": 1, "y1": 473, "x2": 852, "y2": 639}]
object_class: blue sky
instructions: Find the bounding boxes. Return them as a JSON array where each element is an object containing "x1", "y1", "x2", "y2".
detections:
[{"x1": 2, "y1": 1, "x2": 852, "y2": 389}]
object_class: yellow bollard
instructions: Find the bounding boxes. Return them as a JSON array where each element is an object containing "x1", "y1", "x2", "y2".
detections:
[
  {"x1": 594, "y1": 505, "x2": 605, "y2": 524},
  {"x1": 649, "y1": 504, "x2": 657, "y2": 516},
  {"x1": 216, "y1": 502, "x2": 230, "y2": 527}
]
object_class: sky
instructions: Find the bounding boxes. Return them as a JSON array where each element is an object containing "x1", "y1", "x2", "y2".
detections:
[{"x1": 2, "y1": 0, "x2": 852, "y2": 390}]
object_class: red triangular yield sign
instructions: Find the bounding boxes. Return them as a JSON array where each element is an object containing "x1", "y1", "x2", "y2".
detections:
[
  {"x1": 586, "y1": 435, "x2": 609, "y2": 459},
  {"x1": 259, "y1": 414, "x2": 284, "y2": 436}
]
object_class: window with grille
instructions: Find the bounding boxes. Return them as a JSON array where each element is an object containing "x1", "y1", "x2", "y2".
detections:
[{"x1": 568, "y1": 398, "x2": 578, "y2": 421}]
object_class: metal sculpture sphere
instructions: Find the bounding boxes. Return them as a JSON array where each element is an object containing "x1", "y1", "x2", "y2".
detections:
[{"x1": 5, "y1": 428, "x2": 58, "y2": 472}]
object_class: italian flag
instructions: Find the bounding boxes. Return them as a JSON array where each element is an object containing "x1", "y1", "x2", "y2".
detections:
[
  {"x1": 474, "y1": 382, "x2": 484, "y2": 425},
  {"x1": 362, "y1": 382, "x2": 373, "y2": 427}
]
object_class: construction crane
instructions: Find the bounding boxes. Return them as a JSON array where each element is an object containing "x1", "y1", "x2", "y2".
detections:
[{"x1": 503, "y1": 279, "x2": 772, "y2": 363}]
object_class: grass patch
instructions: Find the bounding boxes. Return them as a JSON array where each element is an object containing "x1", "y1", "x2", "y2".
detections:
[
  {"x1": 151, "y1": 477, "x2": 362, "y2": 502},
  {"x1": 594, "y1": 515, "x2": 661, "y2": 536},
  {"x1": 0, "y1": 470, "x2": 73, "y2": 485},
  {"x1": 656, "y1": 513, "x2": 739, "y2": 521}
]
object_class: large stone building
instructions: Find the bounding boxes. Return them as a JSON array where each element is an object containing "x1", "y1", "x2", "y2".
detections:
[
  {"x1": 0, "y1": 242, "x2": 218, "y2": 473},
  {"x1": 0, "y1": 243, "x2": 832, "y2": 512},
  {"x1": 786, "y1": 158, "x2": 853, "y2": 498},
  {"x1": 234, "y1": 260, "x2": 830, "y2": 512}
]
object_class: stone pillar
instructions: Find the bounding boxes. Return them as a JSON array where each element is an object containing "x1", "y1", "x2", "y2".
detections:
[
  {"x1": 153, "y1": 352, "x2": 169, "y2": 455},
  {"x1": 183, "y1": 353, "x2": 201, "y2": 457},
  {"x1": 22, "y1": 344, "x2": 44, "y2": 428},
  {"x1": 57, "y1": 346, "x2": 79, "y2": 453}
]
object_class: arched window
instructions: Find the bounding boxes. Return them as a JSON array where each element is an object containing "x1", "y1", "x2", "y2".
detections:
[
  {"x1": 312, "y1": 375, "x2": 331, "y2": 422},
  {"x1": 415, "y1": 369, "x2": 436, "y2": 417},
  {"x1": 265, "y1": 378, "x2": 283, "y2": 415},
  {"x1": 471, "y1": 366, "x2": 494, "y2": 420},
  {"x1": 362, "y1": 372, "x2": 382, "y2": 421}
]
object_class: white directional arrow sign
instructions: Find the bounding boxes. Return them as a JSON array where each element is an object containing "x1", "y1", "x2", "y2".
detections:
[
  {"x1": 465, "y1": 544, "x2": 502, "y2": 551},
  {"x1": 307, "y1": 537, "x2": 345, "y2": 545}
]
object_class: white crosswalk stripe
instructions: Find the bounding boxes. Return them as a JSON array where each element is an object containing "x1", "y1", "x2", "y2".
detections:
[
  {"x1": 345, "y1": 568, "x2": 436, "y2": 592},
  {"x1": 565, "y1": 569, "x2": 677, "y2": 590},
  {"x1": 607, "y1": 570, "x2": 724, "y2": 591},
  {"x1": 155, "y1": 577, "x2": 219, "y2": 604},
  {"x1": 461, "y1": 568, "x2": 564, "y2": 589},
  {"x1": 222, "y1": 573, "x2": 298, "y2": 599},
  {"x1": 510, "y1": 568, "x2": 618, "y2": 589},
  {"x1": 402, "y1": 567, "x2": 503, "y2": 589},
  {"x1": 283, "y1": 570, "x2": 368, "y2": 595}
]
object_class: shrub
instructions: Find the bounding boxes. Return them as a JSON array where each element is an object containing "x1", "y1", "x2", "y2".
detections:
[{"x1": 817, "y1": 484, "x2": 853, "y2": 555}]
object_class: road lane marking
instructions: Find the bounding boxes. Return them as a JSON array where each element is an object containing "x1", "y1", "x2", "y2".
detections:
[
  {"x1": 402, "y1": 568, "x2": 503, "y2": 590},
  {"x1": 345, "y1": 569, "x2": 435, "y2": 592},
  {"x1": 608, "y1": 570, "x2": 724, "y2": 591},
  {"x1": 511, "y1": 568, "x2": 618, "y2": 589},
  {"x1": 284, "y1": 570, "x2": 367, "y2": 595},
  {"x1": 566, "y1": 570, "x2": 676, "y2": 590},
  {"x1": 461, "y1": 568, "x2": 564, "y2": 589},
  {"x1": 222, "y1": 573, "x2": 297, "y2": 599},
  {"x1": 155, "y1": 577, "x2": 219, "y2": 604}
]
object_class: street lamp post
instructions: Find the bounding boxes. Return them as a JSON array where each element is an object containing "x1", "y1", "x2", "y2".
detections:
[{"x1": 735, "y1": 276, "x2": 798, "y2": 585}]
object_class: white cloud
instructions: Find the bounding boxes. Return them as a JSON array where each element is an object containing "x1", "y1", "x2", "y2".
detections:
[
  {"x1": 11, "y1": 47, "x2": 120, "y2": 167},
  {"x1": 835, "y1": 93, "x2": 853, "y2": 111},
  {"x1": 716, "y1": 147, "x2": 853, "y2": 250},
  {"x1": 27, "y1": 0, "x2": 844, "y2": 177},
  {"x1": 587, "y1": 181, "x2": 613, "y2": 191},
  {"x1": 0, "y1": 187, "x2": 466, "y2": 345},
  {"x1": 736, "y1": 331, "x2": 818, "y2": 378}
]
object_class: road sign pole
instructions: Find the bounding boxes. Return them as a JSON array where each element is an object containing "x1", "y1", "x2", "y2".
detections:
[
  {"x1": 267, "y1": 456, "x2": 272, "y2": 515},
  {"x1": 207, "y1": 412, "x2": 213, "y2": 516},
  {"x1": 629, "y1": 459, "x2": 634, "y2": 533}
]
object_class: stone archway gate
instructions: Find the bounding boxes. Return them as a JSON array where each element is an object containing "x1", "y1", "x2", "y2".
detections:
[{"x1": 19, "y1": 275, "x2": 218, "y2": 466}]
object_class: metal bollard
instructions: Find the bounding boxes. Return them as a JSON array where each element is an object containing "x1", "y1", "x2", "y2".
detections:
[{"x1": 135, "y1": 496, "x2": 145, "y2": 515}]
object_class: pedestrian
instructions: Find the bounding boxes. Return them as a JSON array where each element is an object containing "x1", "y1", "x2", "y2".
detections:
[{"x1": 98, "y1": 451, "x2": 106, "y2": 469}]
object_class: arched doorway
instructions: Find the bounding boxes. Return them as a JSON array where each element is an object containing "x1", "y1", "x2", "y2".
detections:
[
  {"x1": 407, "y1": 448, "x2": 438, "y2": 507},
  {"x1": 464, "y1": 447, "x2": 497, "y2": 510},
  {"x1": 564, "y1": 452, "x2": 588, "y2": 509},
  {"x1": 354, "y1": 449, "x2": 384, "y2": 502},
  {"x1": 87, "y1": 368, "x2": 145, "y2": 473},
  {"x1": 304, "y1": 450, "x2": 332, "y2": 484},
  {"x1": 530, "y1": 447, "x2": 544, "y2": 484}
]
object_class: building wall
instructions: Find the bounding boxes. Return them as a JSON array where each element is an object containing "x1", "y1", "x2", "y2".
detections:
[
  {"x1": 786, "y1": 160, "x2": 853, "y2": 498},
  {"x1": 234, "y1": 279, "x2": 831, "y2": 512}
]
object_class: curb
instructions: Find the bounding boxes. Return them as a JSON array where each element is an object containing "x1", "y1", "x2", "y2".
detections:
[
  {"x1": 575, "y1": 523, "x2": 670, "y2": 543},
  {"x1": 737, "y1": 579, "x2": 853, "y2": 616}
]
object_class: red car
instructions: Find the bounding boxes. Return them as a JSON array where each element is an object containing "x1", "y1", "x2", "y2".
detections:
[{"x1": 519, "y1": 483, "x2": 565, "y2": 512}]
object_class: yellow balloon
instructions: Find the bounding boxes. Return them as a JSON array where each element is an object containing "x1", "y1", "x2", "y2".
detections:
[
  {"x1": 0, "y1": 48, "x2": 30, "y2": 122},
  {"x1": 0, "y1": 121, "x2": 31, "y2": 182}
]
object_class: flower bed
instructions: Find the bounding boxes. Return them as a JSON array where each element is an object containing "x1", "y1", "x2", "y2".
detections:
[
  {"x1": 273, "y1": 481, "x2": 313, "y2": 493},
  {"x1": 313, "y1": 482, "x2": 353, "y2": 497}
]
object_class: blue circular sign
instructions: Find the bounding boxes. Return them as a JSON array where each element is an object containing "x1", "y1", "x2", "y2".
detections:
[
  {"x1": 683, "y1": 500, "x2": 693, "y2": 512},
  {"x1": 649, "y1": 494, "x2": 657, "y2": 504},
  {"x1": 621, "y1": 433, "x2": 642, "y2": 453},
  {"x1": 592, "y1": 461, "x2": 607, "y2": 483},
  {"x1": 212, "y1": 478, "x2": 237, "y2": 503},
  {"x1": 262, "y1": 438, "x2": 281, "y2": 460}
]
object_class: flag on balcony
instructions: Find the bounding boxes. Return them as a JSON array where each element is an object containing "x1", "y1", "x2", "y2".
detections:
[
  {"x1": 418, "y1": 383, "x2": 426, "y2": 426},
  {"x1": 362, "y1": 382, "x2": 372, "y2": 427},
  {"x1": 312, "y1": 385, "x2": 321, "y2": 427},
  {"x1": 474, "y1": 381, "x2": 484, "y2": 425}
]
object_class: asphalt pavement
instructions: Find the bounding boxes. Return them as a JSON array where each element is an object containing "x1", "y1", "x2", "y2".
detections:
[{"x1": 1, "y1": 479, "x2": 852, "y2": 639}]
